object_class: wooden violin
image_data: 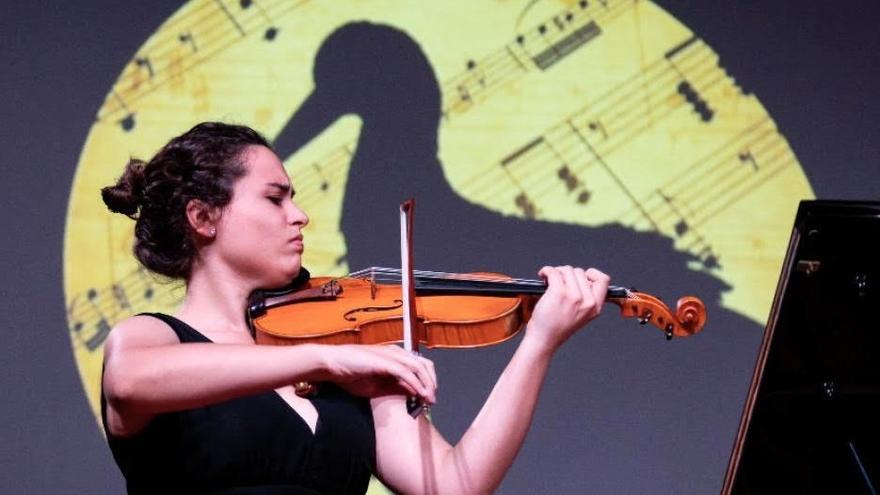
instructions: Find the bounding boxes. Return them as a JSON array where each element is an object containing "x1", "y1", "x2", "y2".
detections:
[{"x1": 246, "y1": 266, "x2": 707, "y2": 347}]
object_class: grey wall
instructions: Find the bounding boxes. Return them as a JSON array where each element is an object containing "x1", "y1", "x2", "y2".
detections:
[{"x1": 1, "y1": 1, "x2": 877, "y2": 493}]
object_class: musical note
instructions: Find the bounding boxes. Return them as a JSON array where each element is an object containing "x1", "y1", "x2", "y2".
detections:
[
  {"x1": 68, "y1": 294, "x2": 112, "y2": 352},
  {"x1": 311, "y1": 162, "x2": 330, "y2": 191},
  {"x1": 239, "y1": 0, "x2": 279, "y2": 41},
  {"x1": 665, "y1": 37, "x2": 715, "y2": 122},
  {"x1": 134, "y1": 56, "x2": 154, "y2": 79},
  {"x1": 515, "y1": 193, "x2": 538, "y2": 219},
  {"x1": 67, "y1": 297, "x2": 87, "y2": 348},
  {"x1": 129, "y1": 267, "x2": 155, "y2": 302},
  {"x1": 738, "y1": 149, "x2": 758, "y2": 171},
  {"x1": 466, "y1": 59, "x2": 487, "y2": 88},
  {"x1": 456, "y1": 82, "x2": 472, "y2": 102},
  {"x1": 657, "y1": 192, "x2": 690, "y2": 237},
  {"x1": 698, "y1": 247, "x2": 720, "y2": 270},
  {"x1": 587, "y1": 120, "x2": 608, "y2": 140},
  {"x1": 558, "y1": 166, "x2": 578, "y2": 191},
  {"x1": 634, "y1": 189, "x2": 722, "y2": 270},
  {"x1": 110, "y1": 91, "x2": 136, "y2": 132},
  {"x1": 119, "y1": 114, "x2": 135, "y2": 132},
  {"x1": 80, "y1": 288, "x2": 111, "y2": 351},
  {"x1": 446, "y1": 59, "x2": 489, "y2": 114},
  {"x1": 87, "y1": 319, "x2": 112, "y2": 352},
  {"x1": 112, "y1": 283, "x2": 131, "y2": 311},
  {"x1": 532, "y1": 20, "x2": 601, "y2": 70},
  {"x1": 674, "y1": 219, "x2": 689, "y2": 237},
  {"x1": 557, "y1": 166, "x2": 592, "y2": 204},
  {"x1": 67, "y1": 289, "x2": 110, "y2": 352},
  {"x1": 552, "y1": 15, "x2": 567, "y2": 32},
  {"x1": 498, "y1": 137, "x2": 544, "y2": 218},
  {"x1": 178, "y1": 31, "x2": 198, "y2": 52},
  {"x1": 677, "y1": 81, "x2": 714, "y2": 122}
]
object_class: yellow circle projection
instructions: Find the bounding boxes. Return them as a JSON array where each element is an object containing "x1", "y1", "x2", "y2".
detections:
[{"x1": 64, "y1": 0, "x2": 813, "y2": 483}]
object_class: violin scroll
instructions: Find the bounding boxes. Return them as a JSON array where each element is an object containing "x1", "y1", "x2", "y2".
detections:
[
  {"x1": 675, "y1": 296, "x2": 706, "y2": 334},
  {"x1": 608, "y1": 291, "x2": 706, "y2": 339}
]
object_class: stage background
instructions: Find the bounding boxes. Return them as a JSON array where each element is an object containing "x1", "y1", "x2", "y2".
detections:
[{"x1": 1, "y1": 0, "x2": 878, "y2": 493}]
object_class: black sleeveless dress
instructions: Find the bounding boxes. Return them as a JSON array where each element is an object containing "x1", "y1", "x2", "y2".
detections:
[{"x1": 100, "y1": 313, "x2": 376, "y2": 494}]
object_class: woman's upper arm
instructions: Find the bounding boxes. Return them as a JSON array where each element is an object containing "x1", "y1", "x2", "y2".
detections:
[
  {"x1": 371, "y1": 395, "x2": 457, "y2": 495},
  {"x1": 102, "y1": 315, "x2": 177, "y2": 435}
]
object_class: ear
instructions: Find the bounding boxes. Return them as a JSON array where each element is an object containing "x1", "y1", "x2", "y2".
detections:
[{"x1": 185, "y1": 199, "x2": 219, "y2": 238}]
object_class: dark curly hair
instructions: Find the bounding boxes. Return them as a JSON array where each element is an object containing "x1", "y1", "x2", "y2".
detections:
[{"x1": 101, "y1": 122, "x2": 271, "y2": 279}]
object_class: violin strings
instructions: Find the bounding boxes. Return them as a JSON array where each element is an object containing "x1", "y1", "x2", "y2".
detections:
[
  {"x1": 349, "y1": 267, "x2": 545, "y2": 286},
  {"x1": 347, "y1": 267, "x2": 630, "y2": 296}
]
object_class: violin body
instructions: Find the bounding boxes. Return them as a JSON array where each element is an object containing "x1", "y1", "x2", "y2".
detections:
[{"x1": 252, "y1": 274, "x2": 535, "y2": 348}]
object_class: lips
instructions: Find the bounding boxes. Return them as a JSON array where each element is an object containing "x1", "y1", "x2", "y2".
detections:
[{"x1": 290, "y1": 234, "x2": 304, "y2": 251}]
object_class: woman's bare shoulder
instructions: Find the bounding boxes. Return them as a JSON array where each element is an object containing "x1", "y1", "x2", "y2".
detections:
[{"x1": 104, "y1": 314, "x2": 180, "y2": 357}]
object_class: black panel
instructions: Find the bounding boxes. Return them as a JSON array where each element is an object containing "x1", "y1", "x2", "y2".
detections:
[{"x1": 731, "y1": 201, "x2": 880, "y2": 494}]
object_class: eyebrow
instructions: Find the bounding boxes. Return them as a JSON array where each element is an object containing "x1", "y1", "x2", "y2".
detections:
[{"x1": 266, "y1": 182, "x2": 295, "y2": 198}]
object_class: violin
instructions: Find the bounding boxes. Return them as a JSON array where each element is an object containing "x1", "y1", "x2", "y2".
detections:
[
  {"x1": 247, "y1": 200, "x2": 705, "y2": 406},
  {"x1": 246, "y1": 266, "x2": 707, "y2": 348}
]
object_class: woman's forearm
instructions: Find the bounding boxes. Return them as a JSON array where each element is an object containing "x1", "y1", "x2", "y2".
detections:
[
  {"x1": 441, "y1": 331, "x2": 556, "y2": 494},
  {"x1": 104, "y1": 343, "x2": 328, "y2": 414}
]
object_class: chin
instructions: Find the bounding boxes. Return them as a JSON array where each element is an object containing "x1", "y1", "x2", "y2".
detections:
[
  {"x1": 260, "y1": 252, "x2": 302, "y2": 286},
  {"x1": 277, "y1": 263, "x2": 303, "y2": 285}
]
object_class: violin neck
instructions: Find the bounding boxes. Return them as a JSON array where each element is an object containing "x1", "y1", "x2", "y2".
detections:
[
  {"x1": 349, "y1": 267, "x2": 629, "y2": 299},
  {"x1": 414, "y1": 274, "x2": 546, "y2": 296}
]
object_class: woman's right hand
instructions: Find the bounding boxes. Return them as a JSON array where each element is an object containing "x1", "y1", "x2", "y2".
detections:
[{"x1": 322, "y1": 344, "x2": 437, "y2": 405}]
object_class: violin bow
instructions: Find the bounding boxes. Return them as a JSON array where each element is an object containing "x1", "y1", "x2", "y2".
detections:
[{"x1": 400, "y1": 199, "x2": 426, "y2": 418}]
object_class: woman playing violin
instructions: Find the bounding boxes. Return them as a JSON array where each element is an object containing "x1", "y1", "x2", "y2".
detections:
[{"x1": 100, "y1": 122, "x2": 610, "y2": 494}]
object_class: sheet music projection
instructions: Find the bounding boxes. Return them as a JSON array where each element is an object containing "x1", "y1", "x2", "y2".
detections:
[{"x1": 64, "y1": 3, "x2": 813, "y2": 485}]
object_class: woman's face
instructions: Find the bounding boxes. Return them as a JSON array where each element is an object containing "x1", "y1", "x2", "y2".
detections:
[{"x1": 213, "y1": 145, "x2": 308, "y2": 288}]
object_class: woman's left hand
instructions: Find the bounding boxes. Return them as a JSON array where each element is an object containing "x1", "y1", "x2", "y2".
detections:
[{"x1": 523, "y1": 265, "x2": 610, "y2": 355}]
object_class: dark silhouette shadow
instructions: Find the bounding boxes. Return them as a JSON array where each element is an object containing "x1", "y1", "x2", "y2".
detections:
[{"x1": 274, "y1": 22, "x2": 763, "y2": 494}]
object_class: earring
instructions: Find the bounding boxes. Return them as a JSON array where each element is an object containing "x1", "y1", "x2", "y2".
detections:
[{"x1": 209, "y1": 227, "x2": 216, "y2": 237}]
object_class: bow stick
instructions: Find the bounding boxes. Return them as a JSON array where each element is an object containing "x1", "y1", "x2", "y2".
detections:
[{"x1": 400, "y1": 199, "x2": 427, "y2": 418}]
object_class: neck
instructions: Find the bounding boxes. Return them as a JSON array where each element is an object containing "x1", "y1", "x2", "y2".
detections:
[{"x1": 177, "y1": 260, "x2": 257, "y2": 342}]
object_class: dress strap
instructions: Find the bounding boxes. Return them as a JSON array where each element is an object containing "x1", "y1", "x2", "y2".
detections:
[{"x1": 140, "y1": 312, "x2": 213, "y2": 343}]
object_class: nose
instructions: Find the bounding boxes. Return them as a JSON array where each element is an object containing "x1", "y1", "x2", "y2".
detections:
[{"x1": 288, "y1": 200, "x2": 309, "y2": 227}]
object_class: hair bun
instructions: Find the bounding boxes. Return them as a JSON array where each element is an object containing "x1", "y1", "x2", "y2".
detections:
[{"x1": 101, "y1": 158, "x2": 146, "y2": 217}]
